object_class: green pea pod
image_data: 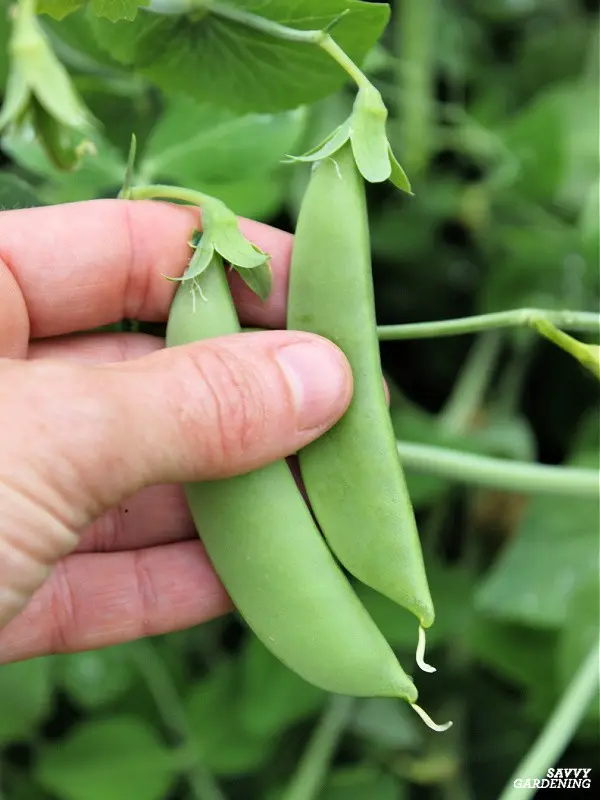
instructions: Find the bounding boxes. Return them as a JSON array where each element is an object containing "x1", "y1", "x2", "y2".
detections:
[
  {"x1": 166, "y1": 250, "x2": 417, "y2": 702},
  {"x1": 288, "y1": 143, "x2": 435, "y2": 631}
]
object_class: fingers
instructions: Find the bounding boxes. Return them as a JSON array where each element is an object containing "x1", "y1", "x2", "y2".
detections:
[
  {"x1": 75, "y1": 484, "x2": 196, "y2": 553},
  {"x1": 0, "y1": 200, "x2": 292, "y2": 342},
  {"x1": 0, "y1": 259, "x2": 29, "y2": 358},
  {"x1": 0, "y1": 331, "x2": 351, "y2": 624},
  {"x1": 0, "y1": 540, "x2": 231, "y2": 664}
]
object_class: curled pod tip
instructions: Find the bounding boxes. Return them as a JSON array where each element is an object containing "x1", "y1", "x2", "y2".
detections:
[
  {"x1": 411, "y1": 704, "x2": 453, "y2": 733},
  {"x1": 416, "y1": 625, "x2": 436, "y2": 674}
]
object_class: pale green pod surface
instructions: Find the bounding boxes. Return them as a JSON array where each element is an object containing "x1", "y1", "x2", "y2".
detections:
[
  {"x1": 287, "y1": 144, "x2": 435, "y2": 628},
  {"x1": 166, "y1": 255, "x2": 417, "y2": 701}
]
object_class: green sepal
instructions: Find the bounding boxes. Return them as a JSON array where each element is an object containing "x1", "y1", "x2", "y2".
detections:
[
  {"x1": 30, "y1": 99, "x2": 85, "y2": 170},
  {"x1": 234, "y1": 262, "x2": 273, "y2": 302},
  {"x1": 207, "y1": 200, "x2": 270, "y2": 271},
  {"x1": 388, "y1": 144, "x2": 413, "y2": 194},
  {"x1": 165, "y1": 238, "x2": 215, "y2": 284},
  {"x1": 349, "y1": 87, "x2": 390, "y2": 183},
  {"x1": 0, "y1": 61, "x2": 30, "y2": 130},
  {"x1": 532, "y1": 319, "x2": 600, "y2": 380},
  {"x1": 0, "y1": 0, "x2": 95, "y2": 170},
  {"x1": 283, "y1": 119, "x2": 351, "y2": 164}
]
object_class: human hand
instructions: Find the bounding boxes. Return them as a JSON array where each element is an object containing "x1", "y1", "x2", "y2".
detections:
[{"x1": 0, "y1": 200, "x2": 353, "y2": 664}]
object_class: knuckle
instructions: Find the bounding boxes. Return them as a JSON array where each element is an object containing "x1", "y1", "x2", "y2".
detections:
[
  {"x1": 132, "y1": 549, "x2": 159, "y2": 638},
  {"x1": 79, "y1": 506, "x2": 125, "y2": 553},
  {"x1": 175, "y1": 344, "x2": 267, "y2": 472},
  {"x1": 47, "y1": 560, "x2": 78, "y2": 654}
]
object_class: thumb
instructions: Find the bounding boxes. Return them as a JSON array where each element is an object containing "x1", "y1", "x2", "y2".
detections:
[{"x1": 0, "y1": 331, "x2": 352, "y2": 623}]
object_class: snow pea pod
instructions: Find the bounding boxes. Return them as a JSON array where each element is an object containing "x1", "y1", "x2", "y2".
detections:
[
  {"x1": 166, "y1": 250, "x2": 417, "y2": 701},
  {"x1": 287, "y1": 142, "x2": 435, "y2": 630}
]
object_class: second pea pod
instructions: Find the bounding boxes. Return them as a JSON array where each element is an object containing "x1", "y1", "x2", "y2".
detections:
[{"x1": 287, "y1": 142, "x2": 435, "y2": 634}]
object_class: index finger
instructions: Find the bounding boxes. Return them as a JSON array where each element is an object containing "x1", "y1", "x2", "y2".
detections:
[{"x1": 0, "y1": 199, "x2": 293, "y2": 339}]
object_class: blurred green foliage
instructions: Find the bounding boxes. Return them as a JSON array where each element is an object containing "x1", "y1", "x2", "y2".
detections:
[{"x1": 0, "y1": 0, "x2": 598, "y2": 799}]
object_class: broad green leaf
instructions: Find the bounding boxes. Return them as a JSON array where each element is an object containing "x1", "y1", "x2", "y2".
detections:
[
  {"x1": 475, "y1": 489, "x2": 600, "y2": 628},
  {"x1": 89, "y1": 1, "x2": 390, "y2": 113},
  {"x1": 55, "y1": 646, "x2": 136, "y2": 709},
  {"x1": 37, "y1": 717, "x2": 176, "y2": 800},
  {"x1": 238, "y1": 637, "x2": 325, "y2": 738},
  {"x1": 0, "y1": 173, "x2": 43, "y2": 209},
  {"x1": 499, "y1": 80, "x2": 599, "y2": 212},
  {"x1": 479, "y1": 222, "x2": 596, "y2": 313},
  {"x1": 0, "y1": 3, "x2": 11, "y2": 89},
  {"x1": 141, "y1": 97, "x2": 306, "y2": 185},
  {"x1": 196, "y1": 174, "x2": 287, "y2": 221},
  {"x1": 321, "y1": 767, "x2": 405, "y2": 800},
  {"x1": 0, "y1": 658, "x2": 53, "y2": 743},
  {"x1": 349, "y1": 698, "x2": 422, "y2": 749},
  {"x1": 39, "y1": 0, "x2": 149, "y2": 22},
  {"x1": 556, "y1": 573, "x2": 599, "y2": 719},
  {"x1": 38, "y1": 0, "x2": 84, "y2": 20},
  {"x1": 185, "y1": 660, "x2": 274, "y2": 775},
  {"x1": 468, "y1": 618, "x2": 557, "y2": 689},
  {"x1": 90, "y1": 0, "x2": 149, "y2": 22}
]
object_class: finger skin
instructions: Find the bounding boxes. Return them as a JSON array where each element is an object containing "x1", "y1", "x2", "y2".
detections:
[
  {"x1": 0, "y1": 540, "x2": 232, "y2": 664},
  {"x1": 0, "y1": 330, "x2": 351, "y2": 627},
  {"x1": 0, "y1": 199, "x2": 292, "y2": 343}
]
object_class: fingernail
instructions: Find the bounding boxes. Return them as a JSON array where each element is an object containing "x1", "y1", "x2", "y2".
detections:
[{"x1": 276, "y1": 340, "x2": 351, "y2": 431}]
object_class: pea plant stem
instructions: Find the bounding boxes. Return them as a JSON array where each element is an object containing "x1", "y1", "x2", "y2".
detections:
[
  {"x1": 131, "y1": 641, "x2": 226, "y2": 800},
  {"x1": 397, "y1": 441, "x2": 599, "y2": 498},
  {"x1": 281, "y1": 696, "x2": 355, "y2": 800},
  {"x1": 394, "y1": 0, "x2": 438, "y2": 174},
  {"x1": 377, "y1": 309, "x2": 600, "y2": 339},
  {"x1": 498, "y1": 642, "x2": 600, "y2": 800},
  {"x1": 123, "y1": 183, "x2": 214, "y2": 208},
  {"x1": 439, "y1": 330, "x2": 503, "y2": 434}
]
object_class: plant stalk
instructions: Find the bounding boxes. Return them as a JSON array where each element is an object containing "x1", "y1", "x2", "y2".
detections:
[
  {"x1": 394, "y1": 0, "x2": 438, "y2": 174},
  {"x1": 281, "y1": 695, "x2": 355, "y2": 800},
  {"x1": 498, "y1": 643, "x2": 600, "y2": 800},
  {"x1": 397, "y1": 442, "x2": 599, "y2": 498},
  {"x1": 132, "y1": 640, "x2": 226, "y2": 800},
  {"x1": 377, "y1": 309, "x2": 600, "y2": 339}
]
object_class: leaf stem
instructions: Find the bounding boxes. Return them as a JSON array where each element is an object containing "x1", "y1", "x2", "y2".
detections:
[
  {"x1": 498, "y1": 642, "x2": 600, "y2": 800},
  {"x1": 131, "y1": 640, "x2": 226, "y2": 800},
  {"x1": 281, "y1": 695, "x2": 355, "y2": 800},
  {"x1": 208, "y1": 2, "x2": 371, "y2": 89},
  {"x1": 377, "y1": 308, "x2": 600, "y2": 339},
  {"x1": 120, "y1": 183, "x2": 215, "y2": 208},
  {"x1": 397, "y1": 441, "x2": 599, "y2": 498}
]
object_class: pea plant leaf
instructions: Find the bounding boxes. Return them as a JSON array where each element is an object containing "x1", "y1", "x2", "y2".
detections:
[
  {"x1": 90, "y1": 0, "x2": 149, "y2": 21},
  {"x1": 38, "y1": 0, "x2": 85, "y2": 20},
  {"x1": 39, "y1": 0, "x2": 149, "y2": 21},
  {"x1": 89, "y1": 0, "x2": 390, "y2": 113},
  {"x1": 185, "y1": 659, "x2": 275, "y2": 776},
  {"x1": 475, "y1": 482, "x2": 600, "y2": 629},
  {"x1": 140, "y1": 97, "x2": 307, "y2": 185},
  {"x1": 37, "y1": 716, "x2": 177, "y2": 800},
  {"x1": 0, "y1": 658, "x2": 53, "y2": 743},
  {"x1": 238, "y1": 636, "x2": 326, "y2": 739}
]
